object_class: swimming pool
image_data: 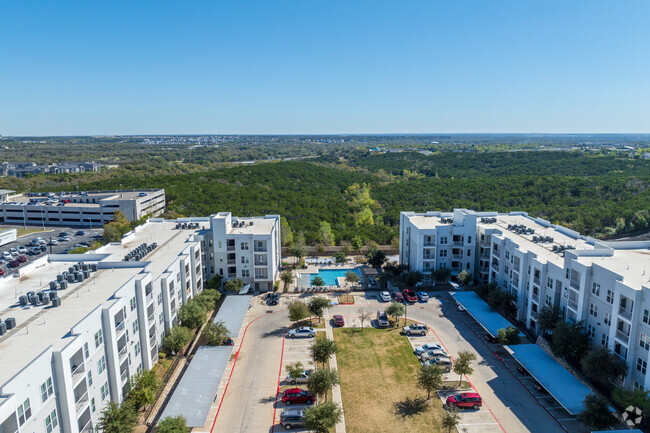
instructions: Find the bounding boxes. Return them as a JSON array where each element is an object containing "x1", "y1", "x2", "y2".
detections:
[{"x1": 297, "y1": 268, "x2": 361, "y2": 287}]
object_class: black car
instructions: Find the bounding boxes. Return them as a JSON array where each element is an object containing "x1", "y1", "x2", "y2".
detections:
[
  {"x1": 485, "y1": 334, "x2": 499, "y2": 343},
  {"x1": 267, "y1": 292, "x2": 280, "y2": 306},
  {"x1": 59, "y1": 232, "x2": 70, "y2": 237},
  {"x1": 39, "y1": 245, "x2": 47, "y2": 251},
  {"x1": 75, "y1": 231, "x2": 85, "y2": 236}
]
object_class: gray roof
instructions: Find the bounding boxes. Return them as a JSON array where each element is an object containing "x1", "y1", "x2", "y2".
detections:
[
  {"x1": 160, "y1": 346, "x2": 233, "y2": 427},
  {"x1": 213, "y1": 295, "x2": 252, "y2": 338},
  {"x1": 451, "y1": 291, "x2": 523, "y2": 337}
]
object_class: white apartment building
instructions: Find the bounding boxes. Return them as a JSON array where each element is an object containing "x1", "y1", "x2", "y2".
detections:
[
  {"x1": 203, "y1": 212, "x2": 281, "y2": 291},
  {"x1": 400, "y1": 209, "x2": 650, "y2": 391},
  {"x1": 0, "y1": 220, "x2": 205, "y2": 433},
  {"x1": 399, "y1": 209, "x2": 478, "y2": 284}
]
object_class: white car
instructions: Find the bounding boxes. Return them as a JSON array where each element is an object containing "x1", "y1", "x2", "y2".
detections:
[
  {"x1": 37, "y1": 238, "x2": 46, "y2": 245},
  {"x1": 2, "y1": 252, "x2": 12, "y2": 261},
  {"x1": 17, "y1": 246, "x2": 27, "y2": 254},
  {"x1": 378, "y1": 291, "x2": 392, "y2": 302},
  {"x1": 287, "y1": 327, "x2": 316, "y2": 339},
  {"x1": 418, "y1": 349, "x2": 450, "y2": 361},
  {"x1": 414, "y1": 343, "x2": 445, "y2": 354},
  {"x1": 9, "y1": 248, "x2": 19, "y2": 256}
]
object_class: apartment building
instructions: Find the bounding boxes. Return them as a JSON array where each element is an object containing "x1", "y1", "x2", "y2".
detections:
[
  {"x1": 0, "y1": 189, "x2": 166, "y2": 227},
  {"x1": 399, "y1": 209, "x2": 478, "y2": 284},
  {"x1": 0, "y1": 220, "x2": 205, "y2": 433},
  {"x1": 400, "y1": 209, "x2": 650, "y2": 391},
  {"x1": 202, "y1": 212, "x2": 281, "y2": 291}
]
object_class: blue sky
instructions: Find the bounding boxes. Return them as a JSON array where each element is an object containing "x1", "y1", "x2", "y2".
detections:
[{"x1": 1, "y1": 1, "x2": 648, "y2": 135}]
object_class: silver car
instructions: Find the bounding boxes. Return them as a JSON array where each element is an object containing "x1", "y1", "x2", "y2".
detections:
[
  {"x1": 418, "y1": 349, "x2": 450, "y2": 361},
  {"x1": 376, "y1": 311, "x2": 390, "y2": 328},
  {"x1": 280, "y1": 409, "x2": 305, "y2": 430},
  {"x1": 378, "y1": 291, "x2": 392, "y2": 302},
  {"x1": 414, "y1": 343, "x2": 444, "y2": 354},
  {"x1": 286, "y1": 370, "x2": 312, "y2": 385},
  {"x1": 287, "y1": 326, "x2": 315, "y2": 339}
]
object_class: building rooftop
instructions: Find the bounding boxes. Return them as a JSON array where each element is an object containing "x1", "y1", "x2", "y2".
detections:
[
  {"x1": 0, "y1": 220, "x2": 206, "y2": 386},
  {"x1": 0, "y1": 189, "x2": 163, "y2": 206},
  {"x1": 574, "y1": 248, "x2": 650, "y2": 290},
  {"x1": 226, "y1": 215, "x2": 277, "y2": 235}
]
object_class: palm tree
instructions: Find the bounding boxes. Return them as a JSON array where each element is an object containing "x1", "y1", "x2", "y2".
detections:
[{"x1": 280, "y1": 270, "x2": 294, "y2": 290}]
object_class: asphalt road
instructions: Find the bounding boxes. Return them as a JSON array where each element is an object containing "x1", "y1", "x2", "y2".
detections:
[{"x1": 0, "y1": 227, "x2": 99, "y2": 276}]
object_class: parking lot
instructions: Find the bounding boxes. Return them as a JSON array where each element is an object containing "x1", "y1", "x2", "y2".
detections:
[
  {"x1": 206, "y1": 290, "x2": 587, "y2": 433},
  {"x1": 0, "y1": 226, "x2": 98, "y2": 276}
]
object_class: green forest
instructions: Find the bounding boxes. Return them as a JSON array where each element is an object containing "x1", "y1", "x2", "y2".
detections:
[{"x1": 25, "y1": 150, "x2": 648, "y2": 246}]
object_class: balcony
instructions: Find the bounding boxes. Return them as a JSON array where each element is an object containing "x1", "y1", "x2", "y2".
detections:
[
  {"x1": 451, "y1": 254, "x2": 463, "y2": 260},
  {"x1": 479, "y1": 267, "x2": 489, "y2": 274},
  {"x1": 79, "y1": 421, "x2": 93, "y2": 433},
  {"x1": 423, "y1": 255, "x2": 435, "y2": 261},
  {"x1": 115, "y1": 321, "x2": 125, "y2": 333},
  {"x1": 616, "y1": 330, "x2": 630, "y2": 344},
  {"x1": 146, "y1": 291, "x2": 153, "y2": 305},
  {"x1": 254, "y1": 246, "x2": 267, "y2": 252},
  {"x1": 530, "y1": 310, "x2": 539, "y2": 320},
  {"x1": 532, "y1": 293, "x2": 539, "y2": 303},
  {"x1": 118, "y1": 345, "x2": 128, "y2": 361},
  {"x1": 423, "y1": 241, "x2": 435, "y2": 247},
  {"x1": 120, "y1": 368, "x2": 129, "y2": 384},
  {"x1": 568, "y1": 298, "x2": 578, "y2": 311},
  {"x1": 227, "y1": 245, "x2": 235, "y2": 251},
  {"x1": 480, "y1": 253, "x2": 490, "y2": 259},
  {"x1": 75, "y1": 391, "x2": 89, "y2": 413},
  {"x1": 254, "y1": 260, "x2": 268, "y2": 266},
  {"x1": 570, "y1": 278, "x2": 580, "y2": 290},
  {"x1": 227, "y1": 259, "x2": 236, "y2": 265},
  {"x1": 619, "y1": 306, "x2": 633, "y2": 322},
  {"x1": 453, "y1": 241, "x2": 464, "y2": 247},
  {"x1": 150, "y1": 337, "x2": 157, "y2": 349},
  {"x1": 533, "y1": 277, "x2": 541, "y2": 286},
  {"x1": 71, "y1": 363, "x2": 86, "y2": 384},
  {"x1": 491, "y1": 262, "x2": 499, "y2": 271}
]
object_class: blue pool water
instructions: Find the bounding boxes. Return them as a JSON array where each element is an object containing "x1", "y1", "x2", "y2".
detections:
[{"x1": 297, "y1": 268, "x2": 361, "y2": 287}]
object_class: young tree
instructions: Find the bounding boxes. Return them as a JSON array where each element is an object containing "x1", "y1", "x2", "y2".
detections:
[
  {"x1": 345, "y1": 270, "x2": 360, "y2": 285},
  {"x1": 351, "y1": 236, "x2": 363, "y2": 256},
  {"x1": 311, "y1": 338, "x2": 338, "y2": 367},
  {"x1": 202, "y1": 320, "x2": 231, "y2": 346},
  {"x1": 358, "y1": 309, "x2": 371, "y2": 330},
  {"x1": 288, "y1": 300, "x2": 310, "y2": 322},
  {"x1": 290, "y1": 232, "x2": 306, "y2": 259},
  {"x1": 280, "y1": 270, "x2": 295, "y2": 290},
  {"x1": 308, "y1": 296, "x2": 331, "y2": 322},
  {"x1": 157, "y1": 415, "x2": 190, "y2": 433},
  {"x1": 98, "y1": 401, "x2": 138, "y2": 433},
  {"x1": 128, "y1": 370, "x2": 160, "y2": 410},
  {"x1": 365, "y1": 246, "x2": 386, "y2": 268},
  {"x1": 497, "y1": 326, "x2": 520, "y2": 345},
  {"x1": 453, "y1": 351, "x2": 476, "y2": 386},
  {"x1": 315, "y1": 243, "x2": 326, "y2": 254},
  {"x1": 416, "y1": 364, "x2": 443, "y2": 400},
  {"x1": 612, "y1": 387, "x2": 650, "y2": 428},
  {"x1": 457, "y1": 269, "x2": 471, "y2": 285},
  {"x1": 178, "y1": 300, "x2": 207, "y2": 329},
  {"x1": 536, "y1": 305, "x2": 560, "y2": 336},
  {"x1": 579, "y1": 395, "x2": 617, "y2": 429},
  {"x1": 404, "y1": 271, "x2": 424, "y2": 287},
  {"x1": 319, "y1": 221, "x2": 335, "y2": 246},
  {"x1": 385, "y1": 302, "x2": 405, "y2": 326},
  {"x1": 304, "y1": 402, "x2": 343, "y2": 433},
  {"x1": 223, "y1": 278, "x2": 244, "y2": 293},
  {"x1": 194, "y1": 289, "x2": 221, "y2": 311},
  {"x1": 340, "y1": 240, "x2": 353, "y2": 256},
  {"x1": 311, "y1": 276, "x2": 325, "y2": 287},
  {"x1": 581, "y1": 347, "x2": 628, "y2": 389},
  {"x1": 205, "y1": 274, "x2": 223, "y2": 291},
  {"x1": 162, "y1": 326, "x2": 193, "y2": 354},
  {"x1": 551, "y1": 320, "x2": 590, "y2": 362},
  {"x1": 333, "y1": 251, "x2": 346, "y2": 264},
  {"x1": 306, "y1": 368, "x2": 340, "y2": 402},
  {"x1": 280, "y1": 216, "x2": 294, "y2": 246},
  {"x1": 441, "y1": 408, "x2": 460, "y2": 433},
  {"x1": 433, "y1": 267, "x2": 452, "y2": 283},
  {"x1": 285, "y1": 361, "x2": 304, "y2": 380}
]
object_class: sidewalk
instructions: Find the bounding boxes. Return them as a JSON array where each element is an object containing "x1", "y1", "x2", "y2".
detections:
[{"x1": 323, "y1": 310, "x2": 346, "y2": 433}]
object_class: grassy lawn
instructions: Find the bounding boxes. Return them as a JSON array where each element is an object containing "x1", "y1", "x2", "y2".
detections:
[
  {"x1": 338, "y1": 294, "x2": 355, "y2": 304},
  {"x1": 334, "y1": 327, "x2": 449, "y2": 433},
  {"x1": 290, "y1": 317, "x2": 326, "y2": 329},
  {"x1": 0, "y1": 226, "x2": 54, "y2": 238}
]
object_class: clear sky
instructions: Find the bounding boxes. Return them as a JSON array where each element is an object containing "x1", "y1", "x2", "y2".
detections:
[{"x1": 1, "y1": 1, "x2": 649, "y2": 135}]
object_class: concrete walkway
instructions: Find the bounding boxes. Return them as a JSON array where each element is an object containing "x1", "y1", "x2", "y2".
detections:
[{"x1": 324, "y1": 310, "x2": 346, "y2": 433}]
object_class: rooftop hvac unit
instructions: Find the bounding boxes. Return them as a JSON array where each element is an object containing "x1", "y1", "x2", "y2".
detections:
[
  {"x1": 27, "y1": 291, "x2": 35, "y2": 297},
  {"x1": 41, "y1": 294, "x2": 50, "y2": 306},
  {"x1": 82, "y1": 264, "x2": 89, "y2": 271},
  {"x1": 83, "y1": 270, "x2": 90, "y2": 279},
  {"x1": 19, "y1": 295, "x2": 28, "y2": 306},
  {"x1": 250, "y1": 221, "x2": 254, "y2": 226},
  {"x1": 0, "y1": 321, "x2": 6, "y2": 336},
  {"x1": 50, "y1": 281, "x2": 59, "y2": 290},
  {"x1": 90, "y1": 263, "x2": 97, "y2": 271},
  {"x1": 66, "y1": 274, "x2": 75, "y2": 283},
  {"x1": 60, "y1": 281, "x2": 68, "y2": 290},
  {"x1": 5, "y1": 317, "x2": 16, "y2": 329},
  {"x1": 51, "y1": 298, "x2": 61, "y2": 307},
  {"x1": 29, "y1": 296, "x2": 39, "y2": 306},
  {"x1": 56, "y1": 274, "x2": 64, "y2": 282}
]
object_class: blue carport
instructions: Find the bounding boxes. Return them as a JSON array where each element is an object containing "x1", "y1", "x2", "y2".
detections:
[
  {"x1": 505, "y1": 344, "x2": 593, "y2": 415},
  {"x1": 213, "y1": 295, "x2": 252, "y2": 338},
  {"x1": 451, "y1": 291, "x2": 522, "y2": 337}
]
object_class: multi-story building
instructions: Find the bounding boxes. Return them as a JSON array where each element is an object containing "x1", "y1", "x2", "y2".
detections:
[
  {"x1": 0, "y1": 189, "x2": 166, "y2": 227},
  {"x1": 0, "y1": 220, "x2": 205, "y2": 433},
  {"x1": 202, "y1": 212, "x2": 281, "y2": 291},
  {"x1": 399, "y1": 209, "x2": 478, "y2": 284},
  {"x1": 0, "y1": 162, "x2": 102, "y2": 178},
  {"x1": 400, "y1": 208, "x2": 650, "y2": 391}
]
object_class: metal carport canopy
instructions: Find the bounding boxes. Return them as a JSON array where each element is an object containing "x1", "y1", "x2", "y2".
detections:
[
  {"x1": 451, "y1": 291, "x2": 522, "y2": 337},
  {"x1": 505, "y1": 344, "x2": 593, "y2": 415},
  {"x1": 213, "y1": 295, "x2": 252, "y2": 338},
  {"x1": 160, "y1": 346, "x2": 234, "y2": 427}
]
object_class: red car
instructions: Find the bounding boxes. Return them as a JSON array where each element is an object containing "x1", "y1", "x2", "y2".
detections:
[
  {"x1": 446, "y1": 392, "x2": 482, "y2": 410},
  {"x1": 0, "y1": 269, "x2": 4, "y2": 276},
  {"x1": 282, "y1": 388, "x2": 314, "y2": 405},
  {"x1": 403, "y1": 289, "x2": 417, "y2": 303},
  {"x1": 393, "y1": 292, "x2": 404, "y2": 303},
  {"x1": 8, "y1": 260, "x2": 20, "y2": 268},
  {"x1": 17, "y1": 255, "x2": 27, "y2": 263},
  {"x1": 333, "y1": 315, "x2": 345, "y2": 327}
]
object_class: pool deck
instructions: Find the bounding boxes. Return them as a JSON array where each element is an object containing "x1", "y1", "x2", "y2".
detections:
[{"x1": 295, "y1": 260, "x2": 362, "y2": 291}]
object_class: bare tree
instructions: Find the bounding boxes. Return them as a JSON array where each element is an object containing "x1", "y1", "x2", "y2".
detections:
[{"x1": 358, "y1": 309, "x2": 371, "y2": 330}]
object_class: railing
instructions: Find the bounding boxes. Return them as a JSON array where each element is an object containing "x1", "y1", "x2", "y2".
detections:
[
  {"x1": 619, "y1": 306, "x2": 633, "y2": 321},
  {"x1": 254, "y1": 246, "x2": 267, "y2": 252},
  {"x1": 422, "y1": 255, "x2": 435, "y2": 260},
  {"x1": 148, "y1": 310, "x2": 155, "y2": 322},
  {"x1": 533, "y1": 277, "x2": 541, "y2": 286},
  {"x1": 118, "y1": 345, "x2": 128, "y2": 360},
  {"x1": 228, "y1": 273, "x2": 236, "y2": 278},
  {"x1": 75, "y1": 391, "x2": 89, "y2": 412},
  {"x1": 570, "y1": 278, "x2": 580, "y2": 289},
  {"x1": 115, "y1": 321, "x2": 125, "y2": 332},
  {"x1": 79, "y1": 421, "x2": 93, "y2": 433},
  {"x1": 71, "y1": 363, "x2": 85, "y2": 383},
  {"x1": 491, "y1": 262, "x2": 499, "y2": 271},
  {"x1": 480, "y1": 253, "x2": 490, "y2": 259},
  {"x1": 227, "y1": 259, "x2": 236, "y2": 265},
  {"x1": 255, "y1": 274, "x2": 268, "y2": 280},
  {"x1": 532, "y1": 293, "x2": 539, "y2": 303},
  {"x1": 453, "y1": 241, "x2": 463, "y2": 247},
  {"x1": 150, "y1": 337, "x2": 157, "y2": 349},
  {"x1": 227, "y1": 245, "x2": 235, "y2": 251},
  {"x1": 120, "y1": 369, "x2": 129, "y2": 383},
  {"x1": 616, "y1": 330, "x2": 630, "y2": 344},
  {"x1": 146, "y1": 291, "x2": 153, "y2": 304},
  {"x1": 254, "y1": 261, "x2": 268, "y2": 266},
  {"x1": 568, "y1": 298, "x2": 578, "y2": 311},
  {"x1": 423, "y1": 241, "x2": 435, "y2": 247},
  {"x1": 479, "y1": 267, "x2": 489, "y2": 273},
  {"x1": 530, "y1": 310, "x2": 539, "y2": 320}
]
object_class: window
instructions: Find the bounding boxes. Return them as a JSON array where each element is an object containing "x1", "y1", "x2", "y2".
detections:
[
  {"x1": 467, "y1": 236, "x2": 472, "y2": 244},
  {"x1": 637, "y1": 357, "x2": 647, "y2": 375},
  {"x1": 439, "y1": 236, "x2": 448, "y2": 245},
  {"x1": 17, "y1": 398, "x2": 31, "y2": 425},
  {"x1": 589, "y1": 303, "x2": 598, "y2": 318},
  {"x1": 159, "y1": 313, "x2": 164, "y2": 324},
  {"x1": 94, "y1": 329, "x2": 103, "y2": 348},
  {"x1": 592, "y1": 283, "x2": 600, "y2": 296},
  {"x1": 135, "y1": 342, "x2": 141, "y2": 357},
  {"x1": 44, "y1": 409, "x2": 58, "y2": 433},
  {"x1": 565, "y1": 268, "x2": 570, "y2": 279},
  {"x1": 130, "y1": 297, "x2": 136, "y2": 311},
  {"x1": 40, "y1": 377, "x2": 53, "y2": 402},
  {"x1": 157, "y1": 293, "x2": 162, "y2": 304},
  {"x1": 607, "y1": 290, "x2": 614, "y2": 304},
  {"x1": 604, "y1": 311, "x2": 611, "y2": 326},
  {"x1": 132, "y1": 319, "x2": 139, "y2": 334},
  {"x1": 505, "y1": 251, "x2": 510, "y2": 260},
  {"x1": 634, "y1": 382, "x2": 645, "y2": 391},
  {"x1": 439, "y1": 249, "x2": 447, "y2": 257},
  {"x1": 467, "y1": 249, "x2": 471, "y2": 257},
  {"x1": 641, "y1": 334, "x2": 650, "y2": 350},
  {"x1": 644, "y1": 309, "x2": 650, "y2": 325},
  {"x1": 240, "y1": 242, "x2": 249, "y2": 250},
  {"x1": 241, "y1": 256, "x2": 249, "y2": 264},
  {"x1": 545, "y1": 295, "x2": 552, "y2": 306},
  {"x1": 547, "y1": 278, "x2": 553, "y2": 289},
  {"x1": 87, "y1": 370, "x2": 93, "y2": 386},
  {"x1": 601, "y1": 333, "x2": 609, "y2": 346},
  {"x1": 84, "y1": 342, "x2": 89, "y2": 358},
  {"x1": 98, "y1": 356, "x2": 106, "y2": 374},
  {"x1": 242, "y1": 269, "x2": 250, "y2": 278},
  {"x1": 101, "y1": 382, "x2": 109, "y2": 400},
  {"x1": 91, "y1": 398, "x2": 96, "y2": 413}
]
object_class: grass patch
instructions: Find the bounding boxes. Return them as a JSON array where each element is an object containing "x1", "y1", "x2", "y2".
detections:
[
  {"x1": 442, "y1": 381, "x2": 470, "y2": 390},
  {"x1": 334, "y1": 327, "x2": 448, "y2": 433},
  {"x1": 0, "y1": 226, "x2": 54, "y2": 238},
  {"x1": 290, "y1": 317, "x2": 326, "y2": 329},
  {"x1": 338, "y1": 294, "x2": 355, "y2": 304}
]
